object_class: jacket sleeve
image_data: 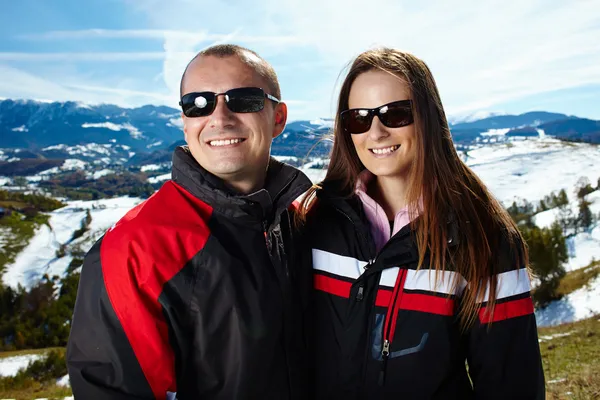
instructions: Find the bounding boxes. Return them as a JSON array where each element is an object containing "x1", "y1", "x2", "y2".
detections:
[
  {"x1": 465, "y1": 248, "x2": 545, "y2": 399},
  {"x1": 66, "y1": 237, "x2": 172, "y2": 400}
]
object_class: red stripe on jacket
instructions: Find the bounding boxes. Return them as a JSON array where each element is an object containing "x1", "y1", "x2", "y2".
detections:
[
  {"x1": 479, "y1": 297, "x2": 534, "y2": 323},
  {"x1": 102, "y1": 181, "x2": 213, "y2": 399},
  {"x1": 315, "y1": 273, "x2": 455, "y2": 316}
]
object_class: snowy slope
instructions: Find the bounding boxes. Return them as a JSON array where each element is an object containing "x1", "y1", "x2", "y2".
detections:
[
  {"x1": 535, "y1": 273, "x2": 600, "y2": 327},
  {"x1": 463, "y1": 138, "x2": 600, "y2": 206},
  {"x1": 0, "y1": 354, "x2": 43, "y2": 377},
  {"x1": 533, "y1": 190, "x2": 600, "y2": 271},
  {"x1": 301, "y1": 137, "x2": 600, "y2": 206},
  {"x1": 1, "y1": 196, "x2": 144, "y2": 290}
]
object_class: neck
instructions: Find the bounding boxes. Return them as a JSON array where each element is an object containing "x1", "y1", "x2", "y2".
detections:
[
  {"x1": 369, "y1": 174, "x2": 410, "y2": 220},
  {"x1": 222, "y1": 172, "x2": 266, "y2": 195}
]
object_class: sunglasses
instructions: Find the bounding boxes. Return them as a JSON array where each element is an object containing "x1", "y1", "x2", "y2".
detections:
[
  {"x1": 340, "y1": 100, "x2": 413, "y2": 134},
  {"x1": 179, "y1": 87, "x2": 280, "y2": 118}
]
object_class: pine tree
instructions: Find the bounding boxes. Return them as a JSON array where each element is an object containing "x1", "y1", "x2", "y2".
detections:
[
  {"x1": 578, "y1": 199, "x2": 593, "y2": 231},
  {"x1": 557, "y1": 189, "x2": 569, "y2": 207},
  {"x1": 521, "y1": 222, "x2": 568, "y2": 307},
  {"x1": 537, "y1": 199, "x2": 548, "y2": 213},
  {"x1": 576, "y1": 177, "x2": 594, "y2": 199}
]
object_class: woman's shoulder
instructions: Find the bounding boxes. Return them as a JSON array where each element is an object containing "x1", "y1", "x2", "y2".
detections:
[{"x1": 304, "y1": 188, "x2": 364, "y2": 228}]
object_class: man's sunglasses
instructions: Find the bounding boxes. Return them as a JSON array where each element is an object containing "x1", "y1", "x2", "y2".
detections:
[
  {"x1": 340, "y1": 100, "x2": 413, "y2": 134},
  {"x1": 179, "y1": 87, "x2": 280, "y2": 118}
]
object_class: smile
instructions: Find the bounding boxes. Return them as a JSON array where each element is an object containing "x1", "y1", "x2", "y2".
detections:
[
  {"x1": 369, "y1": 145, "x2": 400, "y2": 155},
  {"x1": 207, "y1": 138, "x2": 246, "y2": 147}
]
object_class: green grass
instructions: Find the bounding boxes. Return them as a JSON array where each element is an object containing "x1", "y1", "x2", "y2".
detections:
[
  {"x1": 0, "y1": 200, "x2": 28, "y2": 209},
  {"x1": 557, "y1": 260, "x2": 600, "y2": 297},
  {"x1": 0, "y1": 383, "x2": 72, "y2": 400},
  {"x1": 540, "y1": 316, "x2": 600, "y2": 399}
]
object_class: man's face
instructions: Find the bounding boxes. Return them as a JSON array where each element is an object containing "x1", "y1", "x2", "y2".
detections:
[{"x1": 180, "y1": 55, "x2": 286, "y2": 193}]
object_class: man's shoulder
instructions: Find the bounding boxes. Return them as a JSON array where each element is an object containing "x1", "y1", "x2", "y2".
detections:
[
  {"x1": 108, "y1": 181, "x2": 211, "y2": 232},
  {"x1": 100, "y1": 181, "x2": 213, "y2": 260}
]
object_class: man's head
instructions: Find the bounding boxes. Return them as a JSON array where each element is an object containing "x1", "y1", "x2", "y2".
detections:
[{"x1": 179, "y1": 44, "x2": 287, "y2": 194}]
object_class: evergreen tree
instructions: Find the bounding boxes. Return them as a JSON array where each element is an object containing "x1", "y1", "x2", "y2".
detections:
[
  {"x1": 557, "y1": 189, "x2": 569, "y2": 207},
  {"x1": 577, "y1": 199, "x2": 593, "y2": 231},
  {"x1": 520, "y1": 222, "x2": 568, "y2": 307}
]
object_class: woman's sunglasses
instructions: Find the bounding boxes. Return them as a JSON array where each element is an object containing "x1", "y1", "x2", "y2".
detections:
[
  {"x1": 179, "y1": 87, "x2": 280, "y2": 118},
  {"x1": 340, "y1": 100, "x2": 413, "y2": 134}
]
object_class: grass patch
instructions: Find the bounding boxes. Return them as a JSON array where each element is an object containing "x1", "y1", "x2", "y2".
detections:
[
  {"x1": 0, "y1": 200, "x2": 28, "y2": 209},
  {"x1": 540, "y1": 316, "x2": 600, "y2": 399},
  {"x1": 557, "y1": 260, "x2": 600, "y2": 297},
  {"x1": 0, "y1": 383, "x2": 72, "y2": 400},
  {"x1": 0, "y1": 347, "x2": 64, "y2": 359}
]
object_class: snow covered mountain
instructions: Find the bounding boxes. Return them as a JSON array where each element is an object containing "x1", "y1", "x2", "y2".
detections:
[{"x1": 1, "y1": 100, "x2": 599, "y2": 332}]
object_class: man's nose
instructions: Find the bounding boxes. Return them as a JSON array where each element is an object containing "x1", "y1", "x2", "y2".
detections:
[{"x1": 208, "y1": 94, "x2": 236, "y2": 129}]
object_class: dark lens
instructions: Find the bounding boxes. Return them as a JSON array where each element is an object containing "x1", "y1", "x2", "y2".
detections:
[
  {"x1": 181, "y1": 92, "x2": 216, "y2": 117},
  {"x1": 379, "y1": 101, "x2": 413, "y2": 128},
  {"x1": 342, "y1": 109, "x2": 373, "y2": 134},
  {"x1": 226, "y1": 87, "x2": 265, "y2": 113}
]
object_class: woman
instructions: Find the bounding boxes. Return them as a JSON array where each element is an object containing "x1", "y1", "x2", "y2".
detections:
[{"x1": 299, "y1": 48, "x2": 545, "y2": 399}]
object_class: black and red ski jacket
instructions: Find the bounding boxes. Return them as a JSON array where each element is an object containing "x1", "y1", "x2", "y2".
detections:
[
  {"x1": 66, "y1": 146, "x2": 313, "y2": 400},
  {"x1": 305, "y1": 185, "x2": 545, "y2": 400}
]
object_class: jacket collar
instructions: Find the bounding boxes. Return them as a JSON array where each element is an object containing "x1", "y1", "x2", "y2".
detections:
[
  {"x1": 171, "y1": 146, "x2": 311, "y2": 225},
  {"x1": 315, "y1": 177, "x2": 460, "y2": 263}
]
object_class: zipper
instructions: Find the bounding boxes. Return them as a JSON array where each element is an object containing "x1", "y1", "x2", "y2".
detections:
[
  {"x1": 378, "y1": 340, "x2": 390, "y2": 386},
  {"x1": 355, "y1": 258, "x2": 376, "y2": 302},
  {"x1": 378, "y1": 268, "x2": 408, "y2": 386},
  {"x1": 262, "y1": 218, "x2": 294, "y2": 393},
  {"x1": 329, "y1": 202, "x2": 413, "y2": 387}
]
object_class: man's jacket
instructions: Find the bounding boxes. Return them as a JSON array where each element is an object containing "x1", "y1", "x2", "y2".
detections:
[{"x1": 66, "y1": 146, "x2": 313, "y2": 400}]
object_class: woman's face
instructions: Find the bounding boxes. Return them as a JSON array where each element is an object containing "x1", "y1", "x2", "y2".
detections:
[{"x1": 347, "y1": 70, "x2": 417, "y2": 179}]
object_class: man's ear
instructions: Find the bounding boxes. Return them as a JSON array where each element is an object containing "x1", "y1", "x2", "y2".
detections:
[
  {"x1": 181, "y1": 112, "x2": 189, "y2": 143},
  {"x1": 272, "y1": 102, "x2": 288, "y2": 139}
]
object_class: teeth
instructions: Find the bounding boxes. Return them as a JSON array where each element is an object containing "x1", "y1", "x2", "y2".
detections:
[
  {"x1": 209, "y1": 138, "x2": 243, "y2": 147},
  {"x1": 371, "y1": 145, "x2": 399, "y2": 155}
]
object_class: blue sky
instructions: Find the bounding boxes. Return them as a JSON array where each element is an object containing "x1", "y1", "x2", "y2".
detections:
[{"x1": 1, "y1": 0, "x2": 600, "y2": 122}]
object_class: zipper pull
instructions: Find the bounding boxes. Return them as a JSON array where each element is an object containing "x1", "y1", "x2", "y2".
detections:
[
  {"x1": 381, "y1": 339, "x2": 390, "y2": 358},
  {"x1": 262, "y1": 220, "x2": 270, "y2": 248},
  {"x1": 378, "y1": 340, "x2": 390, "y2": 386},
  {"x1": 364, "y1": 258, "x2": 375, "y2": 271},
  {"x1": 355, "y1": 285, "x2": 364, "y2": 301}
]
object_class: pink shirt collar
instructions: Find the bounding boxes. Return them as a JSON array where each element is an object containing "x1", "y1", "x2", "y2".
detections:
[{"x1": 354, "y1": 170, "x2": 419, "y2": 253}]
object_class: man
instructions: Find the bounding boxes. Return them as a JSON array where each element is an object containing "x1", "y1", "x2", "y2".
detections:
[{"x1": 66, "y1": 44, "x2": 313, "y2": 399}]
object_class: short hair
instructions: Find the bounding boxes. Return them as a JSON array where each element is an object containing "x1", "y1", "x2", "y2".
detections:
[{"x1": 179, "y1": 44, "x2": 281, "y2": 100}]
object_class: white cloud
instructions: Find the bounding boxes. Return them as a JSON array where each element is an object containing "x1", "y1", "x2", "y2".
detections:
[
  {"x1": 0, "y1": 64, "x2": 77, "y2": 102},
  {"x1": 4, "y1": 0, "x2": 600, "y2": 121},
  {"x1": 18, "y1": 29, "x2": 306, "y2": 45},
  {"x1": 0, "y1": 52, "x2": 166, "y2": 62},
  {"x1": 115, "y1": 0, "x2": 600, "y2": 119},
  {"x1": 0, "y1": 64, "x2": 174, "y2": 109},
  {"x1": 263, "y1": 0, "x2": 600, "y2": 117}
]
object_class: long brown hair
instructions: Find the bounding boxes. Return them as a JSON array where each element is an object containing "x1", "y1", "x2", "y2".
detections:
[{"x1": 299, "y1": 48, "x2": 529, "y2": 329}]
